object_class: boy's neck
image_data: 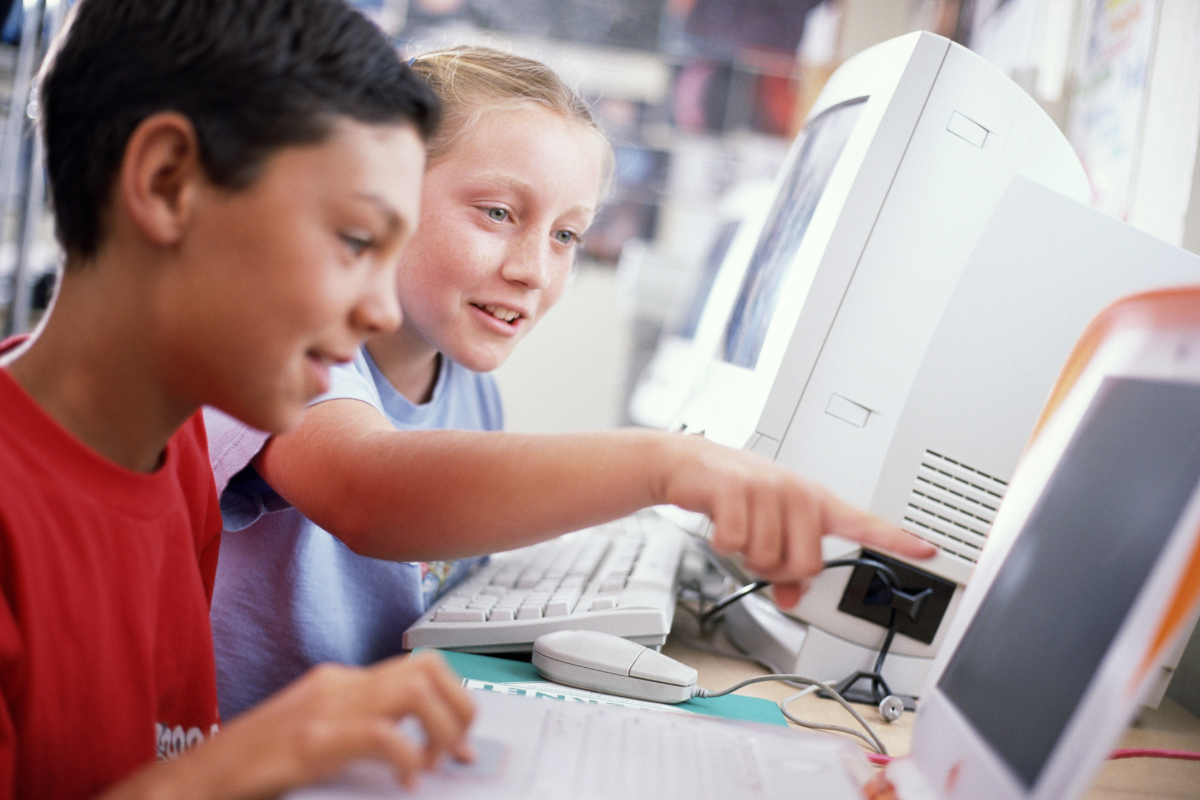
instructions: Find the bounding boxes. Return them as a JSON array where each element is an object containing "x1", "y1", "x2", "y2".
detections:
[
  {"x1": 4, "y1": 256, "x2": 197, "y2": 474},
  {"x1": 365, "y1": 330, "x2": 440, "y2": 405}
]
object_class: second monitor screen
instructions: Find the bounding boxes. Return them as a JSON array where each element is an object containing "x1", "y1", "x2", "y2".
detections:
[{"x1": 722, "y1": 97, "x2": 866, "y2": 370}]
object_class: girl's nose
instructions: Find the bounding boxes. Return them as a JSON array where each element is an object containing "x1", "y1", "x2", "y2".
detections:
[{"x1": 500, "y1": 233, "x2": 552, "y2": 290}]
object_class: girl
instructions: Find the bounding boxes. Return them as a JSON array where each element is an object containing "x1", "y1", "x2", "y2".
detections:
[{"x1": 207, "y1": 47, "x2": 934, "y2": 719}]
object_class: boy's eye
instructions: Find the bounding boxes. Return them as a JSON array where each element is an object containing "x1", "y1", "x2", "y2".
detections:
[
  {"x1": 486, "y1": 207, "x2": 509, "y2": 223},
  {"x1": 554, "y1": 229, "x2": 578, "y2": 245}
]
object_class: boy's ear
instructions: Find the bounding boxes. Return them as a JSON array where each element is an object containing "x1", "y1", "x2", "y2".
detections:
[{"x1": 118, "y1": 112, "x2": 204, "y2": 246}]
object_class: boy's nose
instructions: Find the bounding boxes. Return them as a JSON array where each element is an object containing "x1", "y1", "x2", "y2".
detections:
[{"x1": 353, "y1": 272, "x2": 403, "y2": 336}]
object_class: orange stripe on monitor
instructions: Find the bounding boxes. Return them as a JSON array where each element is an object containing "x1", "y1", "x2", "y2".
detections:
[
  {"x1": 1024, "y1": 286, "x2": 1200, "y2": 451},
  {"x1": 1131, "y1": 531, "x2": 1200, "y2": 692}
]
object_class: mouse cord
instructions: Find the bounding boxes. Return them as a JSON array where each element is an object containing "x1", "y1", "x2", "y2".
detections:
[
  {"x1": 693, "y1": 674, "x2": 889, "y2": 756},
  {"x1": 666, "y1": 629, "x2": 890, "y2": 755}
]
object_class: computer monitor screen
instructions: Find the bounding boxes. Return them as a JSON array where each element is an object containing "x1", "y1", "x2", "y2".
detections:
[
  {"x1": 722, "y1": 98, "x2": 866, "y2": 370},
  {"x1": 676, "y1": 218, "x2": 741, "y2": 340},
  {"x1": 936, "y1": 376, "x2": 1200, "y2": 788}
]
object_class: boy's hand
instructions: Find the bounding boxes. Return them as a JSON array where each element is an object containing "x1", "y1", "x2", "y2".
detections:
[
  {"x1": 106, "y1": 651, "x2": 474, "y2": 799},
  {"x1": 224, "y1": 650, "x2": 475, "y2": 792},
  {"x1": 660, "y1": 435, "x2": 937, "y2": 610}
]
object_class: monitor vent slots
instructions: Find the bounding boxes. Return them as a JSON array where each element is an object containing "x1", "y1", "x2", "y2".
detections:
[{"x1": 901, "y1": 450, "x2": 1007, "y2": 564}]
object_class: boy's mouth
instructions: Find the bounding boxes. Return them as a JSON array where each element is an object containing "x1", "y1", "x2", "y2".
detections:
[
  {"x1": 475, "y1": 303, "x2": 522, "y2": 325},
  {"x1": 307, "y1": 349, "x2": 354, "y2": 367}
]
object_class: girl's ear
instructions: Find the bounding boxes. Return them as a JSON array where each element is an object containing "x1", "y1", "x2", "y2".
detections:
[{"x1": 117, "y1": 112, "x2": 203, "y2": 246}]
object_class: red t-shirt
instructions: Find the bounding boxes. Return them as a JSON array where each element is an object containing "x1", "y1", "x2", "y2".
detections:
[{"x1": 0, "y1": 365, "x2": 223, "y2": 799}]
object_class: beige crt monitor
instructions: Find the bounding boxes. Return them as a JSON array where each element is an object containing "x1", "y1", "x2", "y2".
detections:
[
  {"x1": 722, "y1": 176, "x2": 1200, "y2": 700},
  {"x1": 666, "y1": 30, "x2": 1200, "y2": 699},
  {"x1": 665, "y1": 30, "x2": 1088, "y2": 457}
]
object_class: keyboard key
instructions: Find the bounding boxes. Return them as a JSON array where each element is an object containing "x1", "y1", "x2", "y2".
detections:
[
  {"x1": 599, "y1": 575, "x2": 625, "y2": 592},
  {"x1": 544, "y1": 599, "x2": 574, "y2": 616},
  {"x1": 433, "y1": 608, "x2": 488, "y2": 623}
]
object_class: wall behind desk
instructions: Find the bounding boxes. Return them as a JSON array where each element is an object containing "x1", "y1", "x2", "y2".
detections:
[{"x1": 493, "y1": 263, "x2": 633, "y2": 433}]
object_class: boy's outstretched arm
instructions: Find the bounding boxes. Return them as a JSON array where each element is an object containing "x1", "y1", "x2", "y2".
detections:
[
  {"x1": 256, "y1": 399, "x2": 936, "y2": 606},
  {"x1": 96, "y1": 651, "x2": 473, "y2": 800}
]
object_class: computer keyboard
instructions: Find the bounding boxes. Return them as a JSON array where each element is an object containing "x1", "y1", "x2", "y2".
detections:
[{"x1": 402, "y1": 511, "x2": 688, "y2": 652}]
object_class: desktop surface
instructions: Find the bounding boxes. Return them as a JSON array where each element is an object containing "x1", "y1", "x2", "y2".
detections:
[
  {"x1": 289, "y1": 620, "x2": 1200, "y2": 798},
  {"x1": 662, "y1": 625, "x2": 1200, "y2": 799}
]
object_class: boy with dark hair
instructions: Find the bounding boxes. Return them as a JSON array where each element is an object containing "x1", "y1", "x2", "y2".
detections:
[{"x1": 0, "y1": 1, "x2": 474, "y2": 797}]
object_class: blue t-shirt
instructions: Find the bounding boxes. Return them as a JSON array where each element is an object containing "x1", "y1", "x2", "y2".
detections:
[{"x1": 208, "y1": 349, "x2": 502, "y2": 719}]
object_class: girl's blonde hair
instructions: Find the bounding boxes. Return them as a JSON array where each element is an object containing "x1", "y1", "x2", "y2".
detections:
[{"x1": 409, "y1": 46, "x2": 614, "y2": 194}]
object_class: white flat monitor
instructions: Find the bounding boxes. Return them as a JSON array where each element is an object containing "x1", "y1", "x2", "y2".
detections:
[
  {"x1": 672, "y1": 30, "x2": 1200, "y2": 698},
  {"x1": 896, "y1": 286, "x2": 1200, "y2": 800}
]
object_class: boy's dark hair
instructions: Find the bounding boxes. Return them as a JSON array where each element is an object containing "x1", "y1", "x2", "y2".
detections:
[{"x1": 40, "y1": 0, "x2": 440, "y2": 261}]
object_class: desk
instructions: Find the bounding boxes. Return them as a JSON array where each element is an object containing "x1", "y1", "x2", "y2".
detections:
[{"x1": 663, "y1": 630, "x2": 1200, "y2": 799}]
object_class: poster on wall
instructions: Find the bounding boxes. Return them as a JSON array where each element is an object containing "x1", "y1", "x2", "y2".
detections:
[{"x1": 1065, "y1": 0, "x2": 1159, "y2": 220}]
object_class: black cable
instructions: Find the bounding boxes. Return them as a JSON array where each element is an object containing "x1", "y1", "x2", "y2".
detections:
[
  {"x1": 828, "y1": 609, "x2": 902, "y2": 707},
  {"x1": 823, "y1": 557, "x2": 901, "y2": 590},
  {"x1": 697, "y1": 579, "x2": 771, "y2": 629},
  {"x1": 697, "y1": 556, "x2": 902, "y2": 629}
]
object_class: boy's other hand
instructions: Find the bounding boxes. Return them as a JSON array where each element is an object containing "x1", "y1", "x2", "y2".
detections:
[
  {"x1": 116, "y1": 650, "x2": 474, "y2": 799},
  {"x1": 660, "y1": 434, "x2": 937, "y2": 610}
]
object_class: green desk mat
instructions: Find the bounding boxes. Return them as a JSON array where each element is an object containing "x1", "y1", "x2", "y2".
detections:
[{"x1": 423, "y1": 647, "x2": 787, "y2": 727}]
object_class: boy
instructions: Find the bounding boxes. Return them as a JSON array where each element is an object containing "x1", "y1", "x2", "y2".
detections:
[{"x1": 0, "y1": 1, "x2": 475, "y2": 797}]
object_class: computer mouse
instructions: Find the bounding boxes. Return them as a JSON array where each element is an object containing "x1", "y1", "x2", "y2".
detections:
[{"x1": 532, "y1": 629, "x2": 698, "y2": 704}]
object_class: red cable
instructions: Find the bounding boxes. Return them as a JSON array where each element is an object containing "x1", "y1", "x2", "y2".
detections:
[
  {"x1": 864, "y1": 749, "x2": 1200, "y2": 768},
  {"x1": 1108, "y1": 748, "x2": 1200, "y2": 761}
]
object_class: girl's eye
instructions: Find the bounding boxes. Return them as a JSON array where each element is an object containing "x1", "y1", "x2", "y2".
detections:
[
  {"x1": 554, "y1": 229, "x2": 578, "y2": 245},
  {"x1": 341, "y1": 234, "x2": 372, "y2": 257},
  {"x1": 486, "y1": 207, "x2": 509, "y2": 223}
]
